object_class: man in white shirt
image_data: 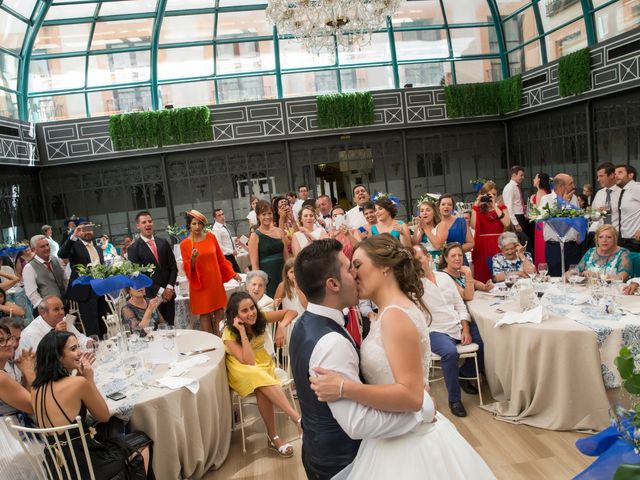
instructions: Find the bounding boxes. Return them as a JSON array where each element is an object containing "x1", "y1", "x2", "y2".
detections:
[
  {"x1": 590, "y1": 162, "x2": 621, "y2": 236},
  {"x1": 212, "y1": 208, "x2": 241, "y2": 273},
  {"x1": 616, "y1": 164, "x2": 640, "y2": 252},
  {"x1": 502, "y1": 165, "x2": 532, "y2": 253},
  {"x1": 293, "y1": 184, "x2": 310, "y2": 221},
  {"x1": 539, "y1": 173, "x2": 582, "y2": 277},
  {"x1": 17, "y1": 296, "x2": 90, "y2": 356},
  {"x1": 290, "y1": 239, "x2": 434, "y2": 478},
  {"x1": 315, "y1": 195, "x2": 334, "y2": 232},
  {"x1": 22, "y1": 235, "x2": 66, "y2": 310},
  {"x1": 345, "y1": 184, "x2": 371, "y2": 230}
]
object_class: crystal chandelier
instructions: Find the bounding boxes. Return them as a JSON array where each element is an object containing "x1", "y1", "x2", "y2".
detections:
[{"x1": 266, "y1": 0, "x2": 402, "y2": 55}]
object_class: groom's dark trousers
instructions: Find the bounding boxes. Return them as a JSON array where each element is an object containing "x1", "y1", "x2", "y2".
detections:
[{"x1": 290, "y1": 311, "x2": 362, "y2": 480}]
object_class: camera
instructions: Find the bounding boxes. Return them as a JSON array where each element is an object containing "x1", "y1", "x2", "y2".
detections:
[{"x1": 480, "y1": 194, "x2": 492, "y2": 203}]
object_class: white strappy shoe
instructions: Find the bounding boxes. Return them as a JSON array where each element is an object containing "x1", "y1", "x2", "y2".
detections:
[{"x1": 267, "y1": 435, "x2": 294, "y2": 458}]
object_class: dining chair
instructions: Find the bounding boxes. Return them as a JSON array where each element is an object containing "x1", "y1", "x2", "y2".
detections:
[
  {"x1": 5, "y1": 416, "x2": 96, "y2": 480},
  {"x1": 430, "y1": 342, "x2": 484, "y2": 406},
  {"x1": 629, "y1": 252, "x2": 640, "y2": 278}
]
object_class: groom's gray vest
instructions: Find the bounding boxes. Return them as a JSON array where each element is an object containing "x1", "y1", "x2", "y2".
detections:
[{"x1": 290, "y1": 311, "x2": 361, "y2": 471}]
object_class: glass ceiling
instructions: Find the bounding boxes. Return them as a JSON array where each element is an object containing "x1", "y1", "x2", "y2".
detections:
[{"x1": 0, "y1": 0, "x2": 637, "y2": 122}]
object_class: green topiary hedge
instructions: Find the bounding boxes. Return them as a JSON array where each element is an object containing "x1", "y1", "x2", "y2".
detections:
[
  {"x1": 316, "y1": 92, "x2": 375, "y2": 129},
  {"x1": 444, "y1": 75, "x2": 522, "y2": 118},
  {"x1": 108, "y1": 106, "x2": 213, "y2": 151},
  {"x1": 558, "y1": 48, "x2": 592, "y2": 97}
]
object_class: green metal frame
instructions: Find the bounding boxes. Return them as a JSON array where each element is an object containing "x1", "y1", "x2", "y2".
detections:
[{"x1": 0, "y1": 0, "x2": 623, "y2": 122}]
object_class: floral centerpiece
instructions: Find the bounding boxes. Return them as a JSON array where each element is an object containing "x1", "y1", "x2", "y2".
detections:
[
  {"x1": 73, "y1": 261, "x2": 155, "y2": 296},
  {"x1": 166, "y1": 223, "x2": 214, "y2": 243},
  {"x1": 371, "y1": 191, "x2": 401, "y2": 205},
  {"x1": 469, "y1": 178, "x2": 488, "y2": 192},
  {"x1": 0, "y1": 241, "x2": 28, "y2": 258},
  {"x1": 574, "y1": 346, "x2": 640, "y2": 480}
]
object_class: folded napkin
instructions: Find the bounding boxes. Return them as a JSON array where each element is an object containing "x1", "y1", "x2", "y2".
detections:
[
  {"x1": 157, "y1": 376, "x2": 199, "y2": 394},
  {"x1": 495, "y1": 306, "x2": 543, "y2": 327},
  {"x1": 166, "y1": 354, "x2": 209, "y2": 376}
]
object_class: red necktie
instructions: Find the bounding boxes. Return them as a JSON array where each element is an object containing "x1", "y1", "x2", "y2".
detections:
[
  {"x1": 148, "y1": 239, "x2": 160, "y2": 263},
  {"x1": 45, "y1": 261, "x2": 52, "y2": 272}
]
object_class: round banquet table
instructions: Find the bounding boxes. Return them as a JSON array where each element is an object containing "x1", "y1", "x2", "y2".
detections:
[
  {"x1": 467, "y1": 287, "x2": 636, "y2": 431},
  {"x1": 98, "y1": 330, "x2": 231, "y2": 479}
]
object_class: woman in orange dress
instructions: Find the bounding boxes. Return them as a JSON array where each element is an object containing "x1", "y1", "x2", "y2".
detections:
[{"x1": 180, "y1": 209, "x2": 241, "y2": 335}]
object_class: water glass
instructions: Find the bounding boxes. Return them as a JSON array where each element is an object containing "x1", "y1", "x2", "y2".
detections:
[
  {"x1": 88, "y1": 335, "x2": 100, "y2": 355},
  {"x1": 163, "y1": 326, "x2": 176, "y2": 351},
  {"x1": 538, "y1": 263, "x2": 548, "y2": 279}
]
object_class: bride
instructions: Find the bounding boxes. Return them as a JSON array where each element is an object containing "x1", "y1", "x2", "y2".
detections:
[{"x1": 310, "y1": 234, "x2": 495, "y2": 479}]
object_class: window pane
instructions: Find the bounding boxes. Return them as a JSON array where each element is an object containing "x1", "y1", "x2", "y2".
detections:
[
  {"x1": 455, "y1": 59, "x2": 502, "y2": 84},
  {"x1": 0, "y1": 52, "x2": 19, "y2": 90},
  {"x1": 281, "y1": 71, "x2": 338, "y2": 97},
  {"x1": 99, "y1": 0, "x2": 158, "y2": 16},
  {"x1": 338, "y1": 33, "x2": 390, "y2": 65},
  {"x1": 159, "y1": 81, "x2": 216, "y2": 107},
  {"x1": 279, "y1": 39, "x2": 333, "y2": 69},
  {"x1": 216, "y1": 10, "x2": 272, "y2": 39},
  {"x1": 394, "y1": 30, "x2": 449, "y2": 61},
  {"x1": 87, "y1": 87, "x2": 152, "y2": 116},
  {"x1": 545, "y1": 18, "x2": 588, "y2": 61},
  {"x1": 217, "y1": 75, "x2": 276, "y2": 103},
  {"x1": 399, "y1": 62, "x2": 453, "y2": 87},
  {"x1": 0, "y1": 89, "x2": 19, "y2": 120},
  {"x1": 340, "y1": 66, "x2": 395, "y2": 92},
  {"x1": 450, "y1": 27, "x2": 499, "y2": 56},
  {"x1": 88, "y1": 51, "x2": 151, "y2": 87},
  {"x1": 0, "y1": 9, "x2": 28, "y2": 53},
  {"x1": 160, "y1": 14, "x2": 214, "y2": 44},
  {"x1": 166, "y1": 0, "x2": 213, "y2": 10},
  {"x1": 218, "y1": 0, "x2": 267, "y2": 6},
  {"x1": 91, "y1": 18, "x2": 153, "y2": 50},
  {"x1": 29, "y1": 94, "x2": 86, "y2": 122},
  {"x1": 216, "y1": 41, "x2": 274, "y2": 74},
  {"x1": 391, "y1": 0, "x2": 445, "y2": 27},
  {"x1": 595, "y1": 0, "x2": 640, "y2": 42},
  {"x1": 34, "y1": 24, "x2": 92, "y2": 55},
  {"x1": 46, "y1": 4, "x2": 98, "y2": 20},
  {"x1": 158, "y1": 46, "x2": 214, "y2": 80},
  {"x1": 538, "y1": 0, "x2": 583, "y2": 32},
  {"x1": 496, "y1": 0, "x2": 531, "y2": 17},
  {"x1": 2, "y1": 0, "x2": 37, "y2": 19},
  {"x1": 504, "y1": 6, "x2": 539, "y2": 49},
  {"x1": 29, "y1": 56, "x2": 86, "y2": 91},
  {"x1": 443, "y1": 0, "x2": 491, "y2": 24},
  {"x1": 508, "y1": 40, "x2": 542, "y2": 74}
]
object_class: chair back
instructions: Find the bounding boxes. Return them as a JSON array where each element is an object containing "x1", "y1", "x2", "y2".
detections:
[
  {"x1": 5, "y1": 416, "x2": 96, "y2": 480},
  {"x1": 630, "y1": 252, "x2": 640, "y2": 278}
]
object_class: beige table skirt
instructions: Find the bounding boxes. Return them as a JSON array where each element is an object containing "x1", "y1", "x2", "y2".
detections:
[
  {"x1": 128, "y1": 331, "x2": 232, "y2": 479},
  {"x1": 468, "y1": 293, "x2": 614, "y2": 431}
]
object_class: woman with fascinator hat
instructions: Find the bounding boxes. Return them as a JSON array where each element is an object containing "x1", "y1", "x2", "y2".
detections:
[
  {"x1": 180, "y1": 209, "x2": 241, "y2": 335},
  {"x1": 369, "y1": 194, "x2": 412, "y2": 247}
]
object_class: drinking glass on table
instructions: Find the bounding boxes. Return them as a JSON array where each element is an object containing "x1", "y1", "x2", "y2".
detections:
[
  {"x1": 527, "y1": 264, "x2": 537, "y2": 281},
  {"x1": 163, "y1": 326, "x2": 176, "y2": 351},
  {"x1": 157, "y1": 324, "x2": 168, "y2": 338},
  {"x1": 538, "y1": 263, "x2": 548, "y2": 281},
  {"x1": 568, "y1": 265, "x2": 580, "y2": 289},
  {"x1": 143, "y1": 326, "x2": 154, "y2": 342}
]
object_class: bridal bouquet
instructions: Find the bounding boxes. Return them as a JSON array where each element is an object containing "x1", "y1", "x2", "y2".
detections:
[{"x1": 73, "y1": 261, "x2": 155, "y2": 296}]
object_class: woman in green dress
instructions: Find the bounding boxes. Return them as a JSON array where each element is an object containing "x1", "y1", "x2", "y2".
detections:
[{"x1": 248, "y1": 200, "x2": 288, "y2": 298}]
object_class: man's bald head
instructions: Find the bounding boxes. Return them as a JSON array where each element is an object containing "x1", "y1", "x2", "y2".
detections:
[{"x1": 553, "y1": 173, "x2": 575, "y2": 197}]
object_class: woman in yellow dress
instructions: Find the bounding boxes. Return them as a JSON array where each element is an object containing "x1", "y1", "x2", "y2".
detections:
[{"x1": 223, "y1": 291, "x2": 301, "y2": 457}]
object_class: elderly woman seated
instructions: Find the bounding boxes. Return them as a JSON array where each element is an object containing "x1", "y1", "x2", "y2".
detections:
[
  {"x1": 246, "y1": 270, "x2": 274, "y2": 312},
  {"x1": 576, "y1": 225, "x2": 632, "y2": 281},
  {"x1": 491, "y1": 232, "x2": 535, "y2": 282}
]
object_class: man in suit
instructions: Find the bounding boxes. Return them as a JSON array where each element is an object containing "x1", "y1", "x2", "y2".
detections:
[
  {"x1": 127, "y1": 211, "x2": 178, "y2": 325},
  {"x1": 22, "y1": 234, "x2": 66, "y2": 311},
  {"x1": 57, "y1": 222, "x2": 108, "y2": 337}
]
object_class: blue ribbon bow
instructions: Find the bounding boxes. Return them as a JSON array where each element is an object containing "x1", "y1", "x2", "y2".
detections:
[{"x1": 72, "y1": 274, "x2": 153, "y2": 296}]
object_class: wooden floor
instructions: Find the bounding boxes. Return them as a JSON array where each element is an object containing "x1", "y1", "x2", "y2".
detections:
[{"x1": 204, "y1": 380, "x2": 592, "y2": 480}]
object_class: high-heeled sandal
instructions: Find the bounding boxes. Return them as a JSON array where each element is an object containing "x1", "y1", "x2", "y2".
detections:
[{"x1": 267, "y1": 435, "x2": 294, "y2": 458}]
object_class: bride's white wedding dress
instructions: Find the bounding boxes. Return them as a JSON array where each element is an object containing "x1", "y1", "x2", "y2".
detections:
[{"x1": 333, "y1": 304, "x2": 496, "y2": 480}]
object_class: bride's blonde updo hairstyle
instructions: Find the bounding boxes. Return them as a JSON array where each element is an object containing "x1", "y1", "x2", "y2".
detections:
[{"x1": 354, "y1": 233, "x2": 430, "y2": 321}]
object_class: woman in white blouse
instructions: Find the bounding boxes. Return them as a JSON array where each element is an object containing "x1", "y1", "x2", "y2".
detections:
[{"x1": 291, "y1": 205, "x2": 327, "y2": 256}]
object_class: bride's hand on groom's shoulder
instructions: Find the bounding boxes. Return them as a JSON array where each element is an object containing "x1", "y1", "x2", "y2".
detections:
[{"x1": 310, "y1": 367, "x2": 346, "y2": 402}]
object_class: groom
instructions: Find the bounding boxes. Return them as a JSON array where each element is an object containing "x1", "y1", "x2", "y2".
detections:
[{"x1": 290, "y1": 239, "x2": 433, "y2": 479}]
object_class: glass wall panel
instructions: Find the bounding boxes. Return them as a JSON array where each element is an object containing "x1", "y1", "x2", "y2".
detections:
[
  {"x1": 216, "y1": 41, "x2": 274, "y2": 74},
  {"x1": 0, "y1": 89, "x2": 19, "y2": 119},
  {"x1": 503, "y1": 6, "x2": 539, "y2": 49},
  {"x1": 88, "y1": 51, "x2": 151, "y2": 87},
  {"x1": 166, "y1": 0, "x2": 213, "y2": 10},
  {"x1": 594, "y1": 90, "x2": 640, "y2": 169},
  {"x1": 538, "y1": 0, "x2": 583, "y2": 32},
  {"x1": 158, "y1": 45, "x2": 214, "y2": 80},
  {"x1": 159, "y1": 80, "x2": 216, "y2": 107},
  {"x1": 281, "y1": 70, "x2": 338, "y2": 97},
  {"x1": 87, "y1": 87, "x2": 152, "y2": 116},
  {"x1": 338, "y1": 33, "x2": 391, "y2": 64},
  {"x1": 46, "y1": 4, "x2": 99, "y2": 20},
  {"x1": 219, "y1": 0, "x2": 268, "y2": 6},
  {"x1": 91, "y1": 18, "x2": 153, "y2": 50},
  {"x1": 455, "y1": 59, "x2": 502, "y2": 84},
  {"x1": 2, "y1": 0, "x2": 37, "y2": 19},
  {"x1": 450, "y1": 27, "x2": 499, "y2": 56},
  {"x1": 595, "y1": 0, "x2": 640, "y2": 42},
  {"x1": 28, "y1": 93, "x2": 86, "y2": 122},
  {"x1": 443, "y1": 0, "x2": 491, "y2": 24},
  {"x1": 0, "y1": 52, "x2": 19, "y2": 90},
  {"x1": 279, "y1": 39, "x2": 334, "y2": 69},
  {"x1": 0, "y1": 9, "x2": 27, "y2": 53},
  {"x1": 391, "y1": 0, "x2": 445, "y2": 27},
  {"x1": 217, "y1": 75, "x2": 276, "y2": 103},
  {"x1": 545, "y1": 18, "x2": 588, "y2": 61},
  {"x1": 34, "y1": 24, "x2": 92, "y2": 54},
  {"x1": 399, "y1": 62, "x2": 453, "y2": 86},
  {"x1": 394, "y1": 30, "x2": 449, "y2": 61},
  {"x1": 340, "y1": 66, "x2": 395, "y2": 92},
  {"x1": 216, "y1": 10, "x2": 273, "y2": 39},
  {"x1": 160, "y1": 14, "x2": 214, "y2": 44},
  {"x1": 99, "y1": 0, "x2": 158, "y2": 16},
  {"x1": 508, "y1": 40, "x2": 542, "y2": 74},
  {"x1": 496, "y1": 0, "x2": 531, "y2": 17},
  {"x1": 29, "y1": 56, "x2": 86, "y2": 92}
]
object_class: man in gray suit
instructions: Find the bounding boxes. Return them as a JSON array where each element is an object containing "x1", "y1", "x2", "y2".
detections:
[{"x1": 22, "y1": 235, "x2": 65, "y2": 311}]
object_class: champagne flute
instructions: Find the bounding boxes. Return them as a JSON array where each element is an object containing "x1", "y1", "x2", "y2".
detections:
[{"x1": 538, "y1": 263, "x2": 548, "y2": 280}]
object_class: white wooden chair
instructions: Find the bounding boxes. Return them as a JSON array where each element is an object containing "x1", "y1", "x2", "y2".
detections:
[
  {"x1": 5, "y1": 416, "x2": 96, "y2": 480},
  {"x1": 430, "y1": 342, "x2": 484, "y2": 406},
  {"x1": 65, "y1": 300, "x2": 85, "y2": 335}
]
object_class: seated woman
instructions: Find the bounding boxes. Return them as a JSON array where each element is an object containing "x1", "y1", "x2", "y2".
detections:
[
  {"x1": 0, "y1": 287, "x2": 26, "y2": 320},
  {"x1": 576, "y1": 225, "x2": 632, "y2": 281},
  {"x1": 247, "y1": 270, "x2": 275, "y2": 312},
  {"x1": 274, "y1": 258, "x2": 307, "y2": 316},
  {"x1": 31, "y1": 331, "x2": 152, "y2": 479},
  {"x1": 0, "y1": 270, "x2": 19, "y2": 292},
  {"x1": 120, "y1": 286, "x2": 166, "y2": 334},
  {"x1": 491, "y1": 232, "x2": 535, "y2": 282},
  {"x1": 439, "y1": 243, "x2": 493, "y2": 301},
  {"x1": 222, "y1": 292, "x2": 301, "y2": 458}
]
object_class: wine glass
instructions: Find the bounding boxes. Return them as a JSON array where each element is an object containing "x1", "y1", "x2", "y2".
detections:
[
  {"x1": 527, "y1": 264, "x2": 537, "y2": 282},
  {"x1": 568, "y1": 264, "x2": 580, "y2": 290},
  {"x1": 143, "y1": 326, "x2": 154, "y2": 342},
  {"x1": 538, "y1": 263, "x2": 548, "y2": 281}
]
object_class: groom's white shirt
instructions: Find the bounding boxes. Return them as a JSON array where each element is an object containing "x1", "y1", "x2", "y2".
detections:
[{"x1": 307, "y1": 302, "x2": 435, "y2": 439}]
